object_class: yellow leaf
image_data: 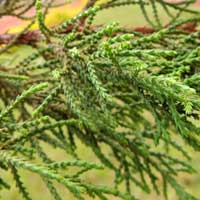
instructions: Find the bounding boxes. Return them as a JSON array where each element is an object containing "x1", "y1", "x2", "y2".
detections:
[{"x1": 9, "y1": 0, "x2": 88, "y2": 33}]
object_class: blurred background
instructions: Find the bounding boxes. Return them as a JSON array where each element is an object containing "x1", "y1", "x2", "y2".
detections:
[{"x1": 0, "y1": 0, "x2": 200, "y2": 199}]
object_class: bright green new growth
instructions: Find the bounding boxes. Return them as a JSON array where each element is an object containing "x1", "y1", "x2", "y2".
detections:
[{"x1": 0, "y1": 0, "x2": 200, "y2": 200}]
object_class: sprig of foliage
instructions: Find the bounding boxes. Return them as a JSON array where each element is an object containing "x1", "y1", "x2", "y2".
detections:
[{"x1": 0, "y1": 0, "x2": 200, "y2": 200}]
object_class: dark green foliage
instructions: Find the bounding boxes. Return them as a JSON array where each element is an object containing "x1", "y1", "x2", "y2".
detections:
[{"x1": 0, "y1": 0, "x2": 200, "y2": 200}]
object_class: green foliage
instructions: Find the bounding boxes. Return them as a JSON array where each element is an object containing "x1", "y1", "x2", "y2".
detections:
[{"x1": 0, "y1": 0, "x2": 200, "y2": 200}]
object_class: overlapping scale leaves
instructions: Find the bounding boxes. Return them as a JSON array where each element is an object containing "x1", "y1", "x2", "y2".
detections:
[{"x1": 0, "y1": 0, "x2": 200, "y2": 200}]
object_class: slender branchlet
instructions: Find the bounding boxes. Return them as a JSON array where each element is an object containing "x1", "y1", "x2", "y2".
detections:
[{"x1": 0, "y1": 1, "x2": 200, "y2": 200}]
